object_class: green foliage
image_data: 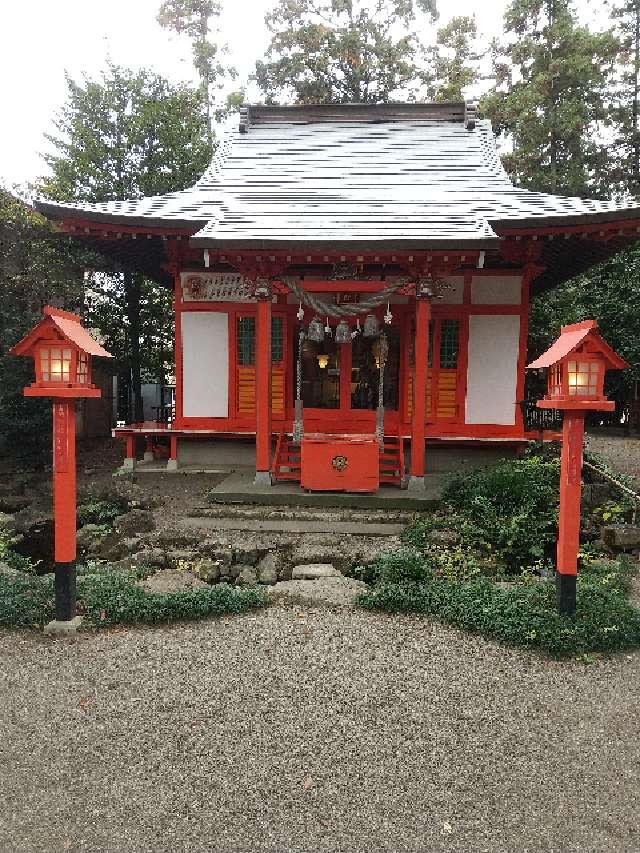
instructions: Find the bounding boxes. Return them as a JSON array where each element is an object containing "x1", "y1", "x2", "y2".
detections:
[
  {"x1": 483, "y1": 0, "x2": 616, "y2": 196},
  {"x1": 358, "y1": 557, "x2": 640, "y2": 657},
  {"x1": 77, "y1": 498, "x2": 129, "y2": 528},
  {"x1": 79, "y1": 570, "x2": 267, "y2": 627},
  {"x1": 157, "y1": 0, "x2": 234, "y2": 126},
  {"x1": 40, "y1": 62, "x2": 213, "y2": 419},
  {"x1": 442, "y1": 457, "x2": 560, "y2": 571},
  {"x1": 0, "y1": 190, "x2": 88, "y2": 460},
  {"x1": 529, "y1": 246, "x2": 640, "y2": 408},
  {"x1": 255, "y1": 0, "x2": 438, "y2": 104},
  {"x1": 423, "y1": 15, "x2": 483, "y2": 102},
  {"x1": 592, "y1": 499, "x2": 634, "y2": 524},
  {"x1": 0, "y1": 572, "x2": 55, "y2": 628},
  {"x1": 607, "y1": 0, "x2": 640, "y2": 199}
]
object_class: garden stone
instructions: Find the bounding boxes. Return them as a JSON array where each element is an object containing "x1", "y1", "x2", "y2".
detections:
[
  {"x1": 0, "y1": 495, "x2": 31, "y2": 514},
  {"x1": 268, "y1": 576, "x2": 368, "y2": 607},
  {"x1": 235, "y1": 564, "x2": 257, "y2": 585},
  {"x1": 229, "y1": 564, "x2": 242, "y2": 580},
  {"x1": 99, "y1": 534, "x2": 130, "y2": 562},
  {"x1": 154, "y1": 529, "x2": 195, "y2": 548},
  {"x1": 429, "y1": 530, "x2": 462, "y2": 547},
  {"x1": 191, "y1": 558, "x2": 221, "y2": 584},
  {"x1": 291, "y1": 544, "x2": 352, "y2": 572},
  {"x1": 196, "y1": 544, "x2": 232, "y2": 568},
  {"x1": 0, "y1": 561, "x2": 18, "y2": 577},
  {"x1": 166, "y1": 549, "x2": 198, "y2": 570},
  {"x1": 291, "y1": 563, "x2": 340, "y2": 580},
  {"x1": 44, "y1": 616, "x2": 82, "y2": 636},
  {"x1": 114, "y1": 509, "x2": 155, "y2": 537},
  {"x1": 602, "y1": 525, "x2": 640, "y2": 551},
  {"x1": 109, "y1": 557, "x2": 136, "y2": 572},
  {"x1": 132, "y1": 548, "x2": 166, "y2": 569},
  {"x1": 77, "y1": 524, "x2": 108, "y2": 555},
  {"x1": 140, "y1": 570, "x2": 208, "y2": 595},
  {"x1": 256, "y1": 552, "x2": 279, "y2": 585},
  {"x1": 0, "y1": 512, "x2": 17, "y2": 538},
  {"x1": 233, "y1": 546, "x2": 259, "y2": 566}
]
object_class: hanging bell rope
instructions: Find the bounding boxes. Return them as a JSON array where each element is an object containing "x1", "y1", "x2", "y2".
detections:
[{"x1": 286, "y1": 279, "x2": 402, "y2": 320}]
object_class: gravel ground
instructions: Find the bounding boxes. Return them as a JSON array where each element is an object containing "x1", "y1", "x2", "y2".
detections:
[
  {"x1": 586, "y1": 432, "x2": 640, "y2": 485},
  {"x1": 2, "y1": 606, "x2": 640, "y2": 853}
]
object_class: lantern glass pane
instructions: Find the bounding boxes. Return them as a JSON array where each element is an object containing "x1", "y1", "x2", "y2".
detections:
[{"x1": 77, "y1": 352, "x2": 89, "y2": 384}]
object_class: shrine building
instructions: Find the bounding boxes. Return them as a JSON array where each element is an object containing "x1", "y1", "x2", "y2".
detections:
[{"x1": 34, "y1": 102, "x2": 640, "y2": 491}]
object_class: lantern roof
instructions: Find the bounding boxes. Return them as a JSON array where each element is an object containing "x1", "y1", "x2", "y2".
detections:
[
  {"x1": 10, "y1": 307, "x2": 112, "y2": 359},
  {"x1": 527, "y1": 320, "x2": 628, "y2": 371}
]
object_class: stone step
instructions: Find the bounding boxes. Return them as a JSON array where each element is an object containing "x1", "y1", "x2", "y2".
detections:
[
  {"x1": 193, "y1": 505, "x2": 416, "y2": 525},
  {"x1": 177, "y1": 517, "x2": 405, "y2": 537}
]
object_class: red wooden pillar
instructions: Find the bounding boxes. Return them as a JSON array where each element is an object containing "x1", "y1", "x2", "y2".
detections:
[
  {"x1": 556, "y1": 411, "x2": 585, "y2": 614},
  {"x1": 167, "y1": 434, "x2": 178, "y2": 471},
  {"x1": 409, "y1": 296, "x2": 431, "y2": 490},
  {"x1": 255, "y1": 292, "x2": 272, "y2": 484},
  {"x1": 52, "y1": 399, "x2": 77, "y2": 620}
]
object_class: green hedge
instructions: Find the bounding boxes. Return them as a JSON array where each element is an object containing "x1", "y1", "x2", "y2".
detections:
[
  {"x1": 436, "y1": 456, "x2": 561, "y2": 572},
  {"x1": 0, "y1": 568, "x2": 267, "y2": 630},
  {"x1": 0, "y1": 572, "x2": 56, "y2": 628},
  {"x1": 357, "y1": 554, "x2": 640, "y2": 657},
  {"x1": 79, "y1": 570, "x2": 268, "y2": 627}
]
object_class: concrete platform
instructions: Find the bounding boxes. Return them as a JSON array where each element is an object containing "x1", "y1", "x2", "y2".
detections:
[{"x1": 207, "y1": 470, "x2": 443, "y2": 510}]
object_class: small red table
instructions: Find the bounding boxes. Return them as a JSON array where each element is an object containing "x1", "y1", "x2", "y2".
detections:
[{"x1": 300, "y1": 434, "x2": 380, "y2": 493}]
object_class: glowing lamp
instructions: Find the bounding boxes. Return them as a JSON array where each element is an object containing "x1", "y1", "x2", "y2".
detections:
[
  {"x1": 527, "y1": 320, "x2": 627, "y2": 616},
  {"x1": 528, "y1": 321, "x2": 625, "y2": 412},
  {"x1": 10, "y1": 307, "x2": 112, "y2": 631},
  {"x1": 317, "y1": 353, "x2": 329, "y2": 369},
  {"x1": 12, "y1": 307, "x2": 111, "y2": 398}
]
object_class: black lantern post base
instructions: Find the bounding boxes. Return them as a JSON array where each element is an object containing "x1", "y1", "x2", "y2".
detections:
[
  {"x1": 54, "y1": 561, "x2": 77, "y2": 622},
  {"x1": 556, "y1": 573, "x2": 577, "y2": 617}
]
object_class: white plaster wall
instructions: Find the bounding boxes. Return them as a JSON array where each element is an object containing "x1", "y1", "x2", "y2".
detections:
[
  {"x1": 472, "y1": 276, "x2": 522, "y2": 305},
  {"x1": 182, "y1": 312, "x2": 229, "y2": 418},
  {"x1": 466, "y1": 315, "x2": 521, "y2": 425}
]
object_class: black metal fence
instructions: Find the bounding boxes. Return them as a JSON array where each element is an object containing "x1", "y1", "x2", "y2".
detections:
[{"x1": 519, "y1": 400, "x2": 563, "y2": 433}]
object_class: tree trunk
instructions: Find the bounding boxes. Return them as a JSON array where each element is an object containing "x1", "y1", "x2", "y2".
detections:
[
  {"x1": 547, "y1": 0, "x2": 558, "y2": 194},
  {"x1": 634, "y1": 2, "x2": 640, "y2": 196},
  {"x1": 125, "y1": 270, "x2": 144, "y2": 423}
]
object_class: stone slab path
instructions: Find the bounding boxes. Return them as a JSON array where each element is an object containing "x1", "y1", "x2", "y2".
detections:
[{"x1": 178, "y1": 516, "x2": 405, "y2": 536}]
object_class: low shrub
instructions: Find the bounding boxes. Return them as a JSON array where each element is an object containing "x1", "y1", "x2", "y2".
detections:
[
  {"x1": 77, "y1": 498, "x2": 128, "y2": 528},
  {"x1": 79, "y1": 570, "x2": 268, "y2": 627},
  {"x1": 442, "y1": 456, "x2": 560, "y2": 572},
  {"x1": 357, "y1": 556, "x2": 640, "y2": 657},
  {"x1": 0, "y1": 571, "x2": 55, "y2": 628}
]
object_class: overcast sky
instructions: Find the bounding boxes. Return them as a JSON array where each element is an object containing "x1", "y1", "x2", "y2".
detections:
[{"x1": 0, "y1": 0, "x2": 605, "y2": 187}]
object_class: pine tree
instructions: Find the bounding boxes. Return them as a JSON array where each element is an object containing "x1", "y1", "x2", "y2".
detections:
[
  {"x1": 608, "y1": 0, "x2": 640, "y2": 198},
  {"x1": 422, "y1": 15, "x2": 482, "y2": 102},
  {"x1": 484, "y1": 0, "x2": 616, "y2": 197},
  {"x1": 157, "y1": 0, "x2": 234, "y2": 132},
  {"x1": 255, "y1": 0, "x2": 438, "y2": 105}
]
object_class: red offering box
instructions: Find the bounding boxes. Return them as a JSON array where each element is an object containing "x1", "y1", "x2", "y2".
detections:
[{"x1": 301, "y1": 434, "x2": 380, "y2": 493}]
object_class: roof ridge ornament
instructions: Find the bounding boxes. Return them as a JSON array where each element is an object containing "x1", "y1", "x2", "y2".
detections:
[{"x1": 465, "y1": 101, "x2": 477, "y2": 131}]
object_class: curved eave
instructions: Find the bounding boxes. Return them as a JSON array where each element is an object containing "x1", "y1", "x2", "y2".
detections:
[
  {"x1": 492, "y1": 206, "x2": 640, "y2": 235},
  {"x1": 188, "y1": 235, "x2": 501, "y2": 252},
  {"x1": 34, "y1": 200, "x2": 206, "y2": 233}
]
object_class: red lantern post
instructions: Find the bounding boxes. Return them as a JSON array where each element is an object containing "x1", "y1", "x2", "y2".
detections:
[
  {"x1": 11, "y1": 308, "x2": 112, "y2": 632},
  {"x1": 527, "y1": 321, "x2": 627, "y2": 615}
]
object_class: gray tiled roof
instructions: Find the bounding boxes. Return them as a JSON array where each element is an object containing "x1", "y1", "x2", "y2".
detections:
[{"x1": 36, "y1": 103, "x2": 640, "y2": 246}]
